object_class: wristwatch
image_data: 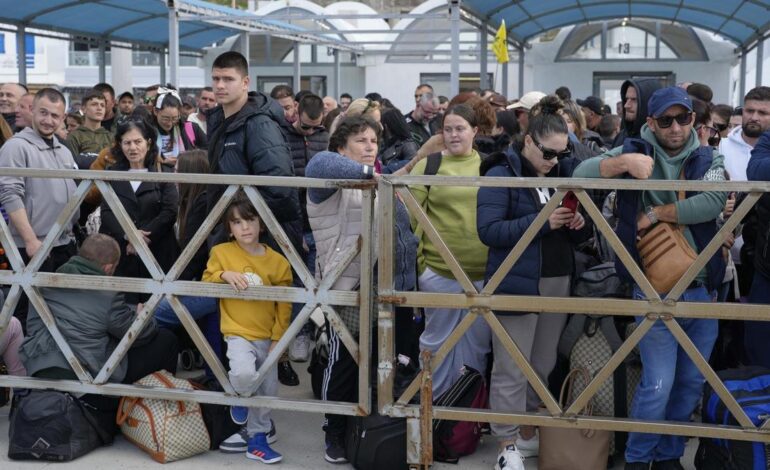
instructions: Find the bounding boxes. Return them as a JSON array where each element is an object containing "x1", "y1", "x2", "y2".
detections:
[{"x1": 645, "y1": 205, "x2": 658, "y2": 225}]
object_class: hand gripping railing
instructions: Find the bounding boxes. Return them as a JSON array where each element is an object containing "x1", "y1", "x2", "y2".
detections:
[
  {"x1": 376, "y1": 174, "x2": 770, "y2": 469},
  {"x1": 0, "y1": 168, "x2": 375, "y2": 418}
]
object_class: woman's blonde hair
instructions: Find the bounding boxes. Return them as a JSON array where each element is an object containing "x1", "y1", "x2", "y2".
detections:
[{"x1": 329, "y1": 98, "x2": 381, "y2": 134}]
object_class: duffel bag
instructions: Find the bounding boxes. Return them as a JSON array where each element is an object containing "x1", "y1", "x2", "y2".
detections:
[
  {"x1": 8, "y1": 389, "x2": 110, "y2": 461},
  {"x1": 117, "y1": 370, "x2": 210, "y2": 463}
]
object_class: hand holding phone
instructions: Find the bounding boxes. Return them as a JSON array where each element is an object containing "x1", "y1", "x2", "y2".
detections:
[{"x1": 561, "y1": 191, "x2": 579, "y2": 213}]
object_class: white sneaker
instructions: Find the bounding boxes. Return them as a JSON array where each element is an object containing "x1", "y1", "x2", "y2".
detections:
[
  {"x1": 494, "y1": 445, "x2": 525, "y2": 470},
  {"x1": 515, "y1": 431, "x2": 539, "y2": 458},
  {"x1": 289, "y1": 334, "x2": 311, "y2": 362}
]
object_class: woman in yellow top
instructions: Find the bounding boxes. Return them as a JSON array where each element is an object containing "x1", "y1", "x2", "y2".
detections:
[
  {"x1": 409, "y1": 104, "x2": 491, "y2": 398},
  {"x1": 202, "y1": 194, "x2": 291, "y2": 464}
]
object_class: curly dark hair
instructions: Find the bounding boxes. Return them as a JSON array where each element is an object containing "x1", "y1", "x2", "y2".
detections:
[{"x1": 328, "y1": 116, "x2": 381, "y2": 153}]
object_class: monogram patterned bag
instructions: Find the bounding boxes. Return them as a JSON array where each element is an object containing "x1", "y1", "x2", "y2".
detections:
[{"x1": 117, "y1": 370, "x2": 210, "y2": 463}]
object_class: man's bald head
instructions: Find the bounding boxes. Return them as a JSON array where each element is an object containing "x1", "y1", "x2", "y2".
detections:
[{"x1": 0, "y1": 83, "x2": 26, "y2": 114}]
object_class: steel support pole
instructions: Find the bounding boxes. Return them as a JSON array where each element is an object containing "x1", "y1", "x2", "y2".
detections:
[
  {"x1": 655, "y1": 22, "x2": 661, "y2": 59},
  {"x1": 333, "y1": 49, "x2": 341, "y2": 100},
  {"x1": 160, "y1": 50, "x2": 167, "y2": 86},
  {"x1": 16, "y1": 25, "x2": 26, "y2": 84},
  {"x1": 168, "y1": 0, "x2": 180, "y2": 87},
  {"x1": 98, "y1": 40, "x2": 106, "y2": 84},
  {"x1": 479, "y1": 23, "x2": 488, "y2": 90},
  {"x1": 449, "y1": 0, "x2": 461, "y2": 97},
  {"x1": 757, "y1": 40, "x2": 764, "y2": 91},
  {"x1": 517, "y1": 47, "x2": 524, "y2": 97},
  {"x1": 601, "y1": 21, "x2": 607, "y2": 60},
  {"x1": 740, "y1": 48, "x2": 747, "y2": 104},
  {"x1": 293, "y1": 42, "x2": 301, "y2": 91}
]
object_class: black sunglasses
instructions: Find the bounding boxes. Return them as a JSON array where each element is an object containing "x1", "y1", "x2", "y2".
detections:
[
  {"x1": 713, "y1": 122, "x2": 728, "y2": 133},
  {"x1": 300, "y1": 122, "x2": 324, "y2": 132},
  {"x1": 532, "y1": 136, "x2": 572, "y2": 160},
  {"x1": 654, "y1": 112, "x2": 693, "y2": 129}
]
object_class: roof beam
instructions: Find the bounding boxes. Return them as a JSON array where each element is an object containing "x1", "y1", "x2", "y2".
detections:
[{"x1": 185, "y1": 13, "x2": 448, "y2": 21}]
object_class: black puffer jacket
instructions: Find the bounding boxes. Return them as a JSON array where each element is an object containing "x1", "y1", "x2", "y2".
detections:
[
  {"x1": 283, "y1": 125, "x2": 330, "y2": 178},
  {"x1": 206, "y1": 92, "x2": 301, "y2": 224},
  {"x1": 612, "y1": 78, "x2": 663, "y2": 147}
]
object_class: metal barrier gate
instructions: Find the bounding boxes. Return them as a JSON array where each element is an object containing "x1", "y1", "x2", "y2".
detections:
[
  {"x1": 0, "y1": 168, "x2": 376, "y2": 420},
  {"x1": 376, "y1": 173, "x2": 770, "y2": 468},
  {"x1": 0, "y1": 168, "x2": 769, "y2": 469}
]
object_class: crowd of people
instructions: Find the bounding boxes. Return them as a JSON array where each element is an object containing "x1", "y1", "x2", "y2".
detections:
[{"x1": 0, "y1": 49, "x2": 769, "y2": 470}]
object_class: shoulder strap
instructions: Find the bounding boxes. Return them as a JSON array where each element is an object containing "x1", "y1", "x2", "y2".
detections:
[
  {"x1": 183, "y1": 121, "x2": 196, "y2": 147},
  {"x1": 423, "y1": 152, "x2": 442, "y2": 192},
  {"x1": 424, "y1": 152, "x2": 442, "y2": 176}
]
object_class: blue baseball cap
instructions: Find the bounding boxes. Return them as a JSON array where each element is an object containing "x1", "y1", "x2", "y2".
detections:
[{"x1": 647, "y1": 86, "x2": 693, "y2": 118}]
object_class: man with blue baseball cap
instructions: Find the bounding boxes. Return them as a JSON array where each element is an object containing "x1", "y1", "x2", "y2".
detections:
[{"x1": 574, "y1": 86, "x2": 727, "y2": 470}]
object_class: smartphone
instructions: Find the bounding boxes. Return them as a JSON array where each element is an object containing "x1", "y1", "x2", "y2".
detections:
[{"x1": 562, "y1": 191, "x2": 579, "y2": 213}]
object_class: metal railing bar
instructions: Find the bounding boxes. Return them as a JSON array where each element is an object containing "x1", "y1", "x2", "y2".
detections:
[
  {"x1": 358, "y1": 189, "x2": 375, "y2": 416},
  {"x1": 320, "y1": 303, "x2": 361, "y2": 366},
  {"x1": 482, "y1": 308, "x2": 562, "y2": 414},
  {"x1": 0, "y1": 167, "x2": 370, "y2": 188},
  {"x1": 396, "y1": 186, "x2": 477, "y2": 294},
  {"x1": 396, "y1": 310, "x2": 480, "y2": 405},
  {"x1": 95, "y1": 180, "x2": 164, "y2": 281},
  {"x1": 381, "y1": 291, "x2": 770, "y2": 320},
  {"x1": 167, "y1": 294, "x2": 237, "y2": 395},
  {"x1": 0, "y1": 272, "x2": 358, "y2": 304},
  {"x1": 565, "y1": 317, "x2": 655, "y2": 415},
  {"x1": 0, "y1": 284, "x2": 21, "y2": 335},
  {"x1": 317, "y1": 239, "x2": 363, "y2": 292},
  {"x1": 25, "y1": 179, "x2": 91, "y2": 275},
  {"x1": 0, "y1": 375, "x2": 361, "y2": 414},
  {"x1": 574, "y1": 189, "x2": 660, "y2": 300},
  {"x1": 664, "y1": 318, "x2": 755, "y2": 429},
  {"x1": 481, "y1": 189, "x2": 565, "y2": 295},
  {"x1": 426, "y1": 407, "x2": 770, "y2": 443},
  {"x1": 93, "y1": 294, "x2": 163, "y2": 384},
  {"x1": 376, "y1": 181, "x2": 396, "y2": 413},
  {"x1": 665, "y1": 192, "x2": 761, "y2": 301},
  {"x1": 0, "y1": 207, "x2": 25, "y2": 272},
  {"x1": 24, "y1": 285, "x2": 94, "y2": 383},
  {"x1": 250, "y1": 303, "x2": 316, "y2": 393},
  {"x1": 385, "y1": 175, "x2": 770, "y2": 192},
  {"x1": 242, "y1": 186, "x2": 316, "y2": 290},
  {"x1": 165, "y1": 184, "x2": 238, "y2": 281}
]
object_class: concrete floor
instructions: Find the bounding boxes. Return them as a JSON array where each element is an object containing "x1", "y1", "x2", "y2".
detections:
[{"x1": 0, "y1": 364, "x2": 697, "y2": 469}]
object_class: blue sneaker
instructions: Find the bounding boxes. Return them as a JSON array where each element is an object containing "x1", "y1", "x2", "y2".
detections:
[
  {"x1": 246, "y1": 432, "x2": 282, "y2": 464},
  {"x1": 230, "y1": 405, "x2": 248, "y2": 425}
]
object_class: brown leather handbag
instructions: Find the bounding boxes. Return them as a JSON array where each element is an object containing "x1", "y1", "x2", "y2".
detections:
[
  {"x1": 637, "y1": 222, "x2": 697, "y2": 294},
  {"x1": 539, "y1": 367, "x2": 611, "y2": 470}
]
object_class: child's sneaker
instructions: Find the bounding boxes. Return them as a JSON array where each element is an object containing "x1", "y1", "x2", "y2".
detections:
[
  {"x1": 515, "y1": 431, "x2": 539, "y2": 458},
  {"x1": 220, "y1": 421, "x2": 277, "y2": 453},
  {"x1": 230, "y1": 405, "x2": 249, "y2": 425},
  {"x1": 246, "y1": 432, "x2": 282, "y2": 464},
  {"x1": 494, "y1": 445, "x2": 525, "y2": 470}
]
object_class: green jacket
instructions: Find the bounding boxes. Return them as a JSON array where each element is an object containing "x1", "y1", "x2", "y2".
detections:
[
  {"x1": 20, "y1": 256, "x2": 157, "y2": 382},
  {"x1": 66, "y1": 125, "x2": 113, "y2": 157}
]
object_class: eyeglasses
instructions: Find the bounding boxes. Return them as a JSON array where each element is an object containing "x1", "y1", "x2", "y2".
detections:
[
  {"x1": 654, "y1": 112, "x2": 693, "y2": 129},
  {"x1": 157, "y1": 115, "x2": 179, "y2": 124},
  {"x1": 532, "y1": 136, "x2": 572, "y2": 160}
]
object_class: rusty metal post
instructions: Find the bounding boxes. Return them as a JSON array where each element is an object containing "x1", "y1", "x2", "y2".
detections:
[{"x1": 419, "y1": 349, "x2": 434, "y2": 467}]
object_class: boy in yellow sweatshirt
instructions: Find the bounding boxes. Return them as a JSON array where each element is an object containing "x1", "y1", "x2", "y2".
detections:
[{"x1": 202, "y1": 195, "x2": 292, "y2": 464}]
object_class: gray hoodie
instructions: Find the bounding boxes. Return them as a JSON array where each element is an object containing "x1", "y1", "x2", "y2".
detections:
[{"x1": 0, "y1": 127, "x2": 79, "y2": 248}]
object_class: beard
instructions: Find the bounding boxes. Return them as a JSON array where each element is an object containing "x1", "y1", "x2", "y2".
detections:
[{"x1": 743, "y1": 121, "x2": 765, "y2": 138}]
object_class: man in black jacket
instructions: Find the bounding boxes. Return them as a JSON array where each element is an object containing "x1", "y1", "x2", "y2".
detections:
[
  {"x1": 612, "y1": 78, "x2": 663, "y2": 147},
  {"x1": 207, "y1": 52, "x2": 303, "y2": 388},
  {"x1": 282, "y1": 93, "x2": 329, "y2": 363}
]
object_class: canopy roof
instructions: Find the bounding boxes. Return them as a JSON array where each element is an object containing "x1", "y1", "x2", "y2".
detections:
[
  {"x1": 0, "y1": 0, "x2": 321, "y2": 51},
  {"x1": 462, "y1": 0, "x2": 770, "y2": 49}
]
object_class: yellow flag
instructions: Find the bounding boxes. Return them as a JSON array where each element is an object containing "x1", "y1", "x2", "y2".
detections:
[{"x1": 491, "y1": 20, "x2": 509, "y2": 64}]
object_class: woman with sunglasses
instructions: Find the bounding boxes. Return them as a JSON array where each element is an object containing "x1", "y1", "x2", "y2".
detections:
[
  {"x1": 477, "y1": 95, "x2": 589, "y2": 469},
  {"x1": 152, "y1": 88, "x2": 207, "y2": 167},
  {"x1": 409, "y1": 104, "x2": 492, "y2": 401}
]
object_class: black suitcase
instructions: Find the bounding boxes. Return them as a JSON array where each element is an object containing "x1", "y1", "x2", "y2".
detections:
[
  {"x1": 345, "y1": 413, "x2": 408, "y2": 470},
  {"x1": 695, "y1": 366, "x2": 770, "y2": 470}
]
